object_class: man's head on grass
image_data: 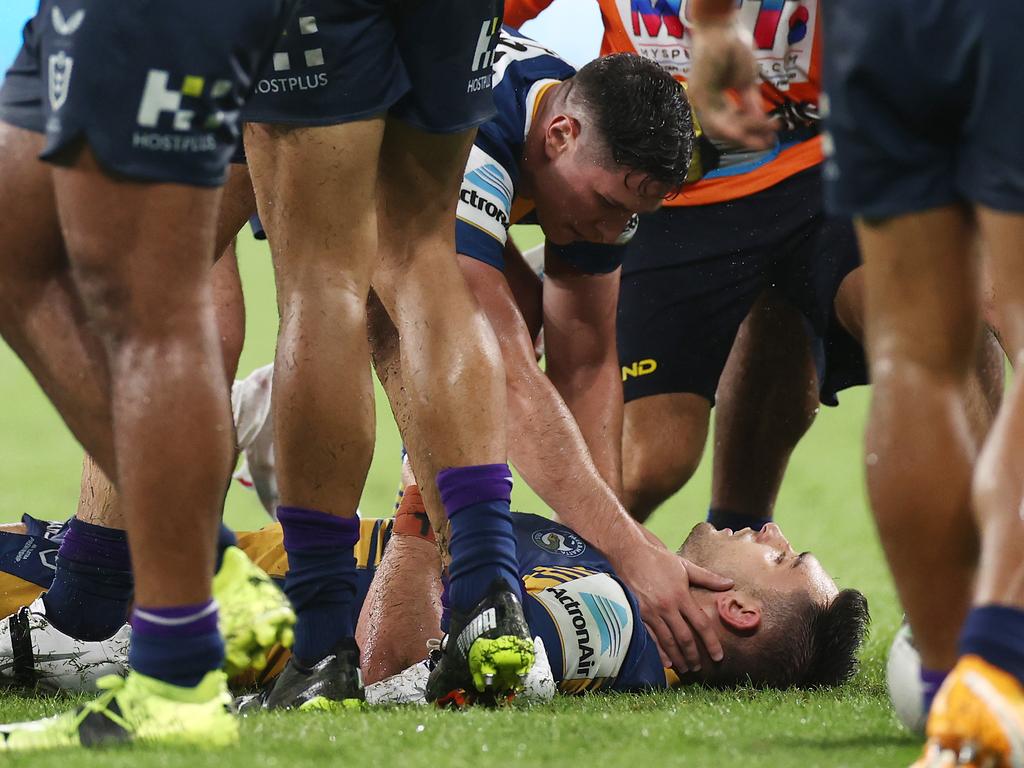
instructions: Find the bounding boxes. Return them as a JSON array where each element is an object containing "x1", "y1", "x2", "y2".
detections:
[{"x1": 678, "y1": 523, "x2": 869, "y2": 689}]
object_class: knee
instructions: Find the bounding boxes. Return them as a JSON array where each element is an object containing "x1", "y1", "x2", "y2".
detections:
[{"x1": 622, "y1": 438, "x2": 703, "y2": 522}]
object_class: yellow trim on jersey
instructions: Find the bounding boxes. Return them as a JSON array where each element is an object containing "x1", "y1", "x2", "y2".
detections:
[
  {"x1": 235, "y1": 518, "x2": 389, "y2": 582},
  {"x1": 0, "y1": 576, "x2": 45, "y2": 620},
  {"x1": 522, "y1": 565, "x2": 600, "y2": 594}
]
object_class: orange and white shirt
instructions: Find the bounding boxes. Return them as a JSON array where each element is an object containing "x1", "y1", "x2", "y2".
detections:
[{"x1": 505, "y1": 0, "x2": 824, "y2": 206}]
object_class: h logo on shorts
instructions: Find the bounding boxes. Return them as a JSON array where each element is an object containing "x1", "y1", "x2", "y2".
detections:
[
  {"x1": 471, "y1": 17, "x2": 500, "y2": 72},
  {"x1": 136, "y1": 70, "x2": 232, "y2": 131}
]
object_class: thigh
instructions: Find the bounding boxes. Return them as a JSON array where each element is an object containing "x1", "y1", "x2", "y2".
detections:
[
  {"x1": 623, "y1": 393, "x2": 710, "y2": 477},
  {"x1": 54, "y1": 146, "x2": 223, "y2": 332},
  {"x1": 375, "y1": 121, "x2": 477, "y2": 282},
  {"x1": 1, "y1": 0, "x2": 293, "y2": 187},
  {"x1": 392, "y1": 0, "x2": 501, "y2": 133},
  {"x1": 856, "y1": 206, "x2": 980, "y2": 374},
  {"x1": 245, "y1": 118, "x2": 384, "y2": 282},
  {"x1": 0, "y1": 124, "x2": 63, "y2": 286}
]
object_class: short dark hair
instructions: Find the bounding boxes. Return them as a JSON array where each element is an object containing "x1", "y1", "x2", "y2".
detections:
[
  {"x1": 702, "y1": 589, "x2": 870, "y2": 689},
  {"x1": 571, "y1": 53, "x2": 694, "y2": 194}
]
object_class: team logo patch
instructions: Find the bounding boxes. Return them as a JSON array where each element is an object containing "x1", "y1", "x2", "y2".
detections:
[
  {"x1": 51, "y1": 7, "x2": 85, "y2": 36},
  {"x1": 532, "y1": 530, "x2": 587, "y2": 558},
  {"x1": 47, "y1": 52, "x2": 73, "y2": 112}
]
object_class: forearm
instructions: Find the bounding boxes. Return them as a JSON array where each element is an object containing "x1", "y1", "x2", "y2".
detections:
[
  {"x1": 548, "y1": 358, "x2": 624, "y2": 498},
  {"x1": 506, "y1": 365, "x2": 646, "y2": 560}
]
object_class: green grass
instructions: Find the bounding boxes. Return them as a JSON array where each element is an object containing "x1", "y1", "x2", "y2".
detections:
[{"x1": 0, "y1": 230, "x2": 920, "y2": 766}]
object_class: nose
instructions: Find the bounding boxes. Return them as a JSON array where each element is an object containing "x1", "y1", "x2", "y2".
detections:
[{"x1": 755, "y1": 523, "x2": 790, "y2": 549}]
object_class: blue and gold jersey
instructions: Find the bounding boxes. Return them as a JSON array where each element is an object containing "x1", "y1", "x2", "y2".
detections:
[
  {"x1": 512, "y1": 512, "x2": 667, "y2": 693},
  {"x1": 455, "y1": 28, "x2": 624, "y2": 276},
  {"x1": 0, "y1": 513, "x2": 666, "y2": 693}
]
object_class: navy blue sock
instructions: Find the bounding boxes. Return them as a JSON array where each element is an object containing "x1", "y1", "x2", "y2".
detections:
[
  {"x1": 278, "y1": 507, "x2": 360, "y2": 667},
  {"x1": 960, "y1": 605, "x2": 1024, "y2": 687},
  {"x1": 438, "y1": 464, "x2": 520, "y2": 613},
  {"x1": 707, "y1": 508, "x2": 772, "y2": 532},
  {"x1": 215, "y1": 522, "x2": 237, "y2": 572},
  {"x1": 42, "y1": 519, "x2": 133, "y2": 641},
  {"x1": 440, "y1": 571, "x2": 451, "y2": 633},
  {"x1": 129, "y1": 601, "x2": 224, "y2": 687}
]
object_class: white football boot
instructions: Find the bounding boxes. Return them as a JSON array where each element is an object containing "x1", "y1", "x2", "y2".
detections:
[
  {"x1": 364, "y1": 635, "x2": 556, "y2": 706},
  {"x1": 0, "y1": 598, "x2": 129, "y2": 692}
]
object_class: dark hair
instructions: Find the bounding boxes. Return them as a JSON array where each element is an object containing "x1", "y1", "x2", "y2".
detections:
[
  {"x1": 570, "y1": 53, "x2": 694, "y2": 194},
  {"x1": 702, "y1": 588, "x2": 870, "y2": 689}
]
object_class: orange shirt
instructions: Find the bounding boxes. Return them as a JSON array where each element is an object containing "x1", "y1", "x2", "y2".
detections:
[{"x1": 505, "y1": 0, "x2": 823, "y2": 206}]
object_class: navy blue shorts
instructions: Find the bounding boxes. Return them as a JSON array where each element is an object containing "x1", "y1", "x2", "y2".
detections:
[
  {"x1": 243, "y1": 0, "x2": 501, "y2": 132},
  {"x1": 617, "y1": 167, "x2": 866, "y2": 406},
  {"x1": 0, "y1": 0, "x2": 293, "y2": 187},
  {"x1": 823, "y1": 0, "x2": 1024, "y2": 218}
]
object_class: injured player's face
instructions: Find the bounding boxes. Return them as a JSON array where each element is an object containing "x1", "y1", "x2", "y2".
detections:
[{"x1": 677, "y1": 523, "x2": 869, "y2": 688}]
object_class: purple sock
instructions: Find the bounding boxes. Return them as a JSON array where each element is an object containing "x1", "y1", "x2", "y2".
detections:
[
  {"x1": 920, "y1": 667, "x2": 947, "y2": 713},
  {"x1": 129, "y1": 601, "x2": 224, "y2": 687},
  {"x1": 43, "y1": 519, "x2": 133, "y2": 641},
  {"x1": 278, "y1": 506, "x2": 360, "y2": 666},
  {"x1": 437, "y1": 463, "x2": 520, "y2": 613}
]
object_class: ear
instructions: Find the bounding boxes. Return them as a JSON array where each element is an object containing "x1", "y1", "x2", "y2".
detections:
[
  {"x1": 544, "y1": 114, "x2": 581, "y2": 159},
  {"x1": 715, "y1": 593, "x2": 762, "y2": 633}
]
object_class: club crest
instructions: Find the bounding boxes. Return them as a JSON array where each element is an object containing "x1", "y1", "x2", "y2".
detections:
[{"x1": 48, "y1": 52, "x2": 74, "y2": 112}]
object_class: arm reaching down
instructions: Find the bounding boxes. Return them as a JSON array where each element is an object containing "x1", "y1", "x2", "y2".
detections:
[
  {"x1": 457, "y1": 254, "x2": 731, "y2": 672},
  {"x1": 542, "y1": 249, "x2": 623, "y2": 497}
]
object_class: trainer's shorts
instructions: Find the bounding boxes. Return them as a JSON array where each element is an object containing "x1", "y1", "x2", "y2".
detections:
[
  {"x1": 823, "y1": 0, "x2": 1024, "y2": 217},
  {"x1": 0, "y1": 0, "x2": 294, "y2": 187},
  {"x1": 243, "y1": 0, "x2": 501, "y2": 133},
  {"x1": 617, "y1": 167, "x2": 866, "y2": 406}
]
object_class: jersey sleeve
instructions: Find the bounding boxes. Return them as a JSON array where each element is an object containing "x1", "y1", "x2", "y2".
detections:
[{"x1": 456, "y1": 144, "x2": 516, "y2": 271}]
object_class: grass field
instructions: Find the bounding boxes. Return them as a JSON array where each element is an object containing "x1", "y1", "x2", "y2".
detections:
[{"x1": 0, "y1": 230, "x2": 921, "y2": 767}]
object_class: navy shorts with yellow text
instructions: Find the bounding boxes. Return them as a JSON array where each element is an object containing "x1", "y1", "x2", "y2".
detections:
[{"x1": 617, "y1": 167, "x2": 866, "y2": 406}]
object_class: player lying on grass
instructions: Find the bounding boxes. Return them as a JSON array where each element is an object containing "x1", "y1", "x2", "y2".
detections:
[{"x1": 0, "y1": 473, "x2": 868, "y2": 699}]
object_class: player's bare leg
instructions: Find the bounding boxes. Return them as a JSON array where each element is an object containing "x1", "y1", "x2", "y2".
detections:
[
  {"x1": 621, "y1": 393, "x2": 709, "y2": 522},
  {"x1": 709, "y1": 289, "x2": 819, "y2": 529},
  {"x1": 0, "y1": 126, "x2": 114, "y2": 471},
  {"x1": 857, "y1": 206, "x2": 980, "y2": 673},
  {"x1": 53, "y1": 144, "x2": 232, "y2": 610},
  {"x1": 909, "y1": 209, "x2": 1024, "y2": 768},
  {"x1": 241, "y1": 121, "x2": 381, "y2": 707},
  {"x1": 39, "y1": 171, "x2": 255, "y2": 642},
  {"x1": 371, "y1": 121, "x2": 530, "y2": 704}
]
